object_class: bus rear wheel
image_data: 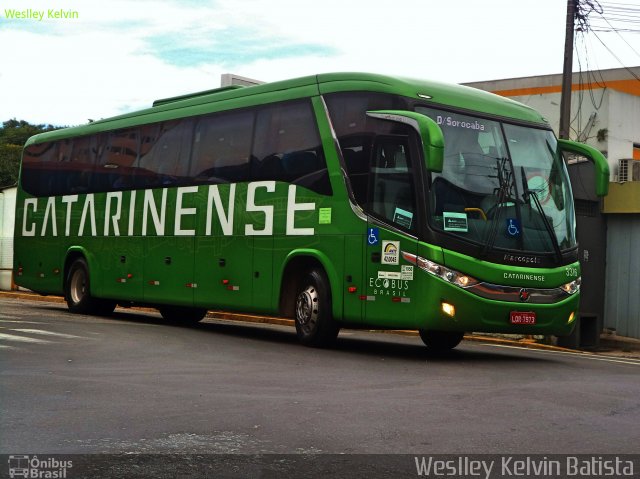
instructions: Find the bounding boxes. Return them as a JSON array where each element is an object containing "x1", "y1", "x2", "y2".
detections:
[
  {"x1": 159, "y1": 306, "x2": 208, "y2": 325},
  {"x1": 294, "y1": 269, "x2": 339, "y2": 347},
  {"x1": 419, "y1": 330, "x2": 464, "y2": 351},
  {"x1": 65, "y1": 257, "x2": 116, "y2": 316}
]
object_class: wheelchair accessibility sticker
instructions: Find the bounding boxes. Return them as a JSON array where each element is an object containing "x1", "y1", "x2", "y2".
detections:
[
  {"x1": 506, "y1": 218, "x2": 521, "y2": 237},
  {"x1": 367, "y1": 227, "x2": 379, "y2": 245}
]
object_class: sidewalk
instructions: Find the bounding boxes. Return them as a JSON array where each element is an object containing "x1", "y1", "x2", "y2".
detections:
[{"x1": 2, "y1": 290, "x2": 639, "y2": 359}]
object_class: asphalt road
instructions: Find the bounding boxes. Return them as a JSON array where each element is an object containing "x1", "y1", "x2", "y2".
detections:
[{"x1": 2, "y1": 296, "x2": 639, "y2": 463}]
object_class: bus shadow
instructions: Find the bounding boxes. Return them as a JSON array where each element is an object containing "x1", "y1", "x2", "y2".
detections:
[
  {"x1": 332, "y1": 335, "x2": 555, "y2": 364},
  {"x1": 37, "y1": 304, "x2": 556, "y2": 364},
  {"x1": 196, "y1": 321, "x2": 558, "y2": 364}
]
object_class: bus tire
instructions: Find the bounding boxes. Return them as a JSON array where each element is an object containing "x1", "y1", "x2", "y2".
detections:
[
  {"x1": 159, "y1": 306, "x2": 207, "y2": 325},
  {"x1": 294, "y1": 269, "x2": 339, "y2": 347},
  {"x1": 419, "y1": 330, "x2": 464, "y2": 351},
  {"x1": 65, "y1": 257, "x2": 116, "y2": 316}
]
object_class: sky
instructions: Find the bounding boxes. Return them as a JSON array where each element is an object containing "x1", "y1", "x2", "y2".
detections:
[{"x1": 1, "y1": 0, "x2": 639, "y2": 126}]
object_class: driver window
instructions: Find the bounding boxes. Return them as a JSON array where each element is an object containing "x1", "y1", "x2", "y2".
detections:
[{"x1": 369, "y1": 136, "x2": 417, "y2": 231}]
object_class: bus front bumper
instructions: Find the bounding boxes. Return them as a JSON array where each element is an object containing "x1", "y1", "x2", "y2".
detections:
[{"x1": 420, "y1": 280, "x2": 579, "y2": 337}]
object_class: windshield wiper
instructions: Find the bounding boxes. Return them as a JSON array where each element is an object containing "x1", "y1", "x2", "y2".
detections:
[
  {"x1": 481, "y1": 157, "x2": 515, "y2": 257},
  {"x1": 520, "y1": 166, "x2": 563, "y2": 264}
]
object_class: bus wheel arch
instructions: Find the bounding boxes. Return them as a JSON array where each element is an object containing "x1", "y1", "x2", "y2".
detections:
[{"x1": 64, "y1": 253, "x2": 115, "y2": 316}]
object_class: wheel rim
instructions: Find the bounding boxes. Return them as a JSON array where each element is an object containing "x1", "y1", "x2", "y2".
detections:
[
  {"x1": 69, "y1": 268, "x2": 87, "y2": 305},
  {"x1": 296, "y1": 285, "x2": 319, "y2": 334}
]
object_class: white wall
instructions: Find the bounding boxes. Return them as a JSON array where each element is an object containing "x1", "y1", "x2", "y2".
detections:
[
  {"x1": 0, "y1": 186, "x2": 17, "y2": 291},
  {"x1": 607, "y1": 91, "x2": 640, "y2": 173}
]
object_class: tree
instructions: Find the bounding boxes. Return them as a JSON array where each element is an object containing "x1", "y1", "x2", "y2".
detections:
[
  {"x1": 0, "y1": 144, "x2": 23, "y2": 187},
  {"x1": 0, "y1": 119, "x2": 60, "y2": 187}
]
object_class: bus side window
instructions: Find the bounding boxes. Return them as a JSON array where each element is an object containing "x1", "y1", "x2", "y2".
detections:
[
  {"x1": 252, "y1": 101, "x2": 331, "y2": 195},
  {"x1": 96, "y1": 129, "x2": 139, "y2": 191},
  {"x1": 139, "y1": 120, "x2": 193, "y2": 188},
  {"x1": 67, "y1": 136, "x2": 95, "y2": 193},
  {"x1": 324, "y1": 92, "x2": 407, "y2": 205},
  {"x1": 49, "y1": 139, "x2": 73, "y2": 195},
  {"x1": 21, "y1": 142, "x2": 57, "y2": 197},
  {"x1": 190, "y1": 110, "x2": 253, "y2": 184},
  {"x1": 369, "y1": 136, "x2": 417, "y2": 231},
  {"x1": 341, "y1": 142, "x2": 370, "y2": 206},
  {"x1": 137, "y1": 124, "x2": 161, "y2": 187}
]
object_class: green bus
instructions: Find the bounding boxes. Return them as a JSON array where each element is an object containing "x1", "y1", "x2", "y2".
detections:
[{"x1": 13, "y1": 73, "x2": 609, "y2": 350}]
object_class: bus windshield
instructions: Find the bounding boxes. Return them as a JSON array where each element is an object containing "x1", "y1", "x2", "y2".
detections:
[{"x1": 416, "y1": 107, "x2": 576, "y2": 257}]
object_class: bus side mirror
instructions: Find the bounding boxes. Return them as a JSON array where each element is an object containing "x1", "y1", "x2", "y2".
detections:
[
  {"x1": 557, "y1": 139, "x2": 610, "y2": 196},
  {"x1": 366, "y1": 110, "x2": 444, "y2": 172}
]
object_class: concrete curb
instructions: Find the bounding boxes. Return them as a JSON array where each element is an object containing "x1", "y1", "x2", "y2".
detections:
[
  {"x1": 1, "y1": 291, "x2": 66, "y2": 304},
  {"x1": 598, "y1": 334, "x2": 640, "y2": 353},
  {"x1": 0, "y1": 290, "x2": 598, "y2": 355}
]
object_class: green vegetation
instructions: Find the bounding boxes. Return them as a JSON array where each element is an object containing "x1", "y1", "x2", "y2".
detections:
[{"x1": 0, "y1": 119, "x2": 59, "y2": 187}]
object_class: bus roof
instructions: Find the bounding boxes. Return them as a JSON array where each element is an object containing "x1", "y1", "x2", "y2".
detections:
[{"x1": 26, "y1": 72, "x2": 548, "y2": 145}]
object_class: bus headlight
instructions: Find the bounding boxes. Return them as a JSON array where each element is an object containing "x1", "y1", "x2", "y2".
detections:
[
  {"x1": 402, "y1": 252, "x2": 479, "y2": 289},
  {"x1": 560, "y1": 277, "x2": 581, "y2": 295}
]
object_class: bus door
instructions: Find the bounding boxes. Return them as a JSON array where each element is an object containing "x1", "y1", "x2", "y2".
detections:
[{"x1": 363, "y1": 136, "x2": 419, "y2": 326}]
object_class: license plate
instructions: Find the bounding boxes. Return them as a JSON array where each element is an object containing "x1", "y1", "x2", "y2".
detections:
[{"x1": 510, "y1": 311, "x2": 536, "y2": 325}]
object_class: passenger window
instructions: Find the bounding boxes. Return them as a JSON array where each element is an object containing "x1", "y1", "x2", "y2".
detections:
[
  {"x1": 21, "y1": 142, "x2": 57, "y2": 196},
  {"x1": 139, "y1": 124, "x2": 160, "y2": 167},
  {"x1": 252, "y1": 101, "x2": 331, "y2": 195},
  {"x1": 71, "y1": 136, "x2": 95, "y2": 165},
  {"x1": 369, "y1": 136, "x2": 417, "y2": 231},
  {"x1": 325, "y1": 92, "x2": 407, "y2": 204},
  {"x1": 48, "y1": 139, "x2": 74, "y2": 195},
  {"x1": 57, "y1": 139, "x2": 73, "y2": 163},
  {"x1": 67, "y1": 136, "x2": 95, "y2": 193},
  {"x1": 191, "y1": 110, "x2": 253, "y2": 184},
  {"x1": 95, "y1": 129, "x2": 139, "y2": 191},
  {"x1": 139, "y1": 120, "x2": 194, "y2": 187}
]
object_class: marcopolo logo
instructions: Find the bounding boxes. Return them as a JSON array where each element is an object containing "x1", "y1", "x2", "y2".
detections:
[
  {"x1": 8, "y1": 455, "x2": 73, "y2": 478},
  {"x1": 381, "y1": 240, "x2": 400, "y2": 265}
]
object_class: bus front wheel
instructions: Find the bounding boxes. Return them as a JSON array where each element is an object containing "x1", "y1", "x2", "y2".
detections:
[
  {"x1": 65, "y1": 257, "x2": 116, "y2": 316},
  {"x1": 294, "y1": 269, "x2": 339, "y2": 347},
  {"x1": 419, "y1": 330, "x2": 464, "y2": 351}
]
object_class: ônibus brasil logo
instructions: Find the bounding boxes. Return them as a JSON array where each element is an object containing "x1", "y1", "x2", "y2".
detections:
[{"x1": 8, "y1": 455, "x2": 73, "y2": 478}]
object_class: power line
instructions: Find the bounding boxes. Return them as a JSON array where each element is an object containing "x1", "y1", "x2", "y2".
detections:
[
  {"x1": 595, "y1": 10, "x2": 640, "y2": 59},
  {"x1": 589, "y1": 29, "x2": 640, "y2": 81},
  {"x1": 575, "y1": 0, "x2": 640, "y2": 82}
]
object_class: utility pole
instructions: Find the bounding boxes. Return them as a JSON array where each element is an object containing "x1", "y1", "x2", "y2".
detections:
[{"x1": 559, "y1": 0, "x2": 577, "y2": 140}]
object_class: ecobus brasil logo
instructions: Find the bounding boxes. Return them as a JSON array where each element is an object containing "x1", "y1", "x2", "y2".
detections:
[{"x1": 8, "y1": 455, "x2": 73, "y2": 478}]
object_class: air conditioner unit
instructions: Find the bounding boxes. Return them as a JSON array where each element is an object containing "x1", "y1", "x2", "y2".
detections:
[{"x1": 618, "y1": 159, "x2": 640, "y2": 182}]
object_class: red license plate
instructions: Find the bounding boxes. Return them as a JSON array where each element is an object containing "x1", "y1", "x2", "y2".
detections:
[{"x1": 510, "y1": 311, "x2": 536, "y2": 325}]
